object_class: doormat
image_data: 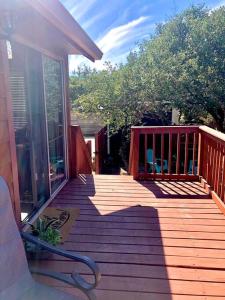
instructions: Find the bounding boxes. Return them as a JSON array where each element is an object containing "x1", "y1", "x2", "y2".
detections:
[{"x1": 39, "y1": 207, "x2": 80, "y2": 243}]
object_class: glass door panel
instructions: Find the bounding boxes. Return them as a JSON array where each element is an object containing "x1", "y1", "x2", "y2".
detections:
[
  {"x1": 43, "y1": 56, "x2": 66, "y2": 193},
  {"x1": 9, "y1": 43, "x2": 50, "y2": 218},
  {"x1": 26, "y1": 49, "x2": 50, "y2": 206},
  {"x1": 9, "y1": 44, "x2": 33, "y2": 215}
]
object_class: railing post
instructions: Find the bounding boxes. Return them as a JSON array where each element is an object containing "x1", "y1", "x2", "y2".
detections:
[
  {"x1": 161, "y1": 133, "x2": 164, "y2": 175},
  {"x1": 70, "y1": 126, "x2": 78, "y2": 178},
  {"x1": 128, "y1": 129, "x2": 134, "y2": 175},
  {"x1": 69, "y1": 125, "x2": 92, "y2": 177},
  {"x1": 197, "y1": 130, "x2": 204, "y2": 176},
  {"x1": 132, "y1": 129, "x2": 139, "y2": 180},
  {"x1": 192, "y1": 132, "x2": 197, "y2": 175},
  {"x1": 168, "y1": 133, "x2": 172, "y2": 174},
  {"x1": 184, "y1": 133, "x2": 189, "y2": 174},
  {"x1": 176, "y1": 133, "x2": 180, "y2": 174}
]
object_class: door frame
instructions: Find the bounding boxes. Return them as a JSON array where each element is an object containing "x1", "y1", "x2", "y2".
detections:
[{"x1": 41, "y1": 54, "x2": 69, "y2": 197}]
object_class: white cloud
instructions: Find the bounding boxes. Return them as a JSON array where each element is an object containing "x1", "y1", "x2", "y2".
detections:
[
  {"x1": 97, "y1": 16, "x2": 149, "y2": 54},
  {"x1": 68, "y1": 16, "x2": 155, "y2": 72},
  {"x1": 82, "y1": 10, "x2": 106, "y2": 30},
  {"x1": 69, "y1": 0, "x2": 97, "y2": 21},
  {"x1": 211, "y1": 0, "x2": 225, "y2": 10}
]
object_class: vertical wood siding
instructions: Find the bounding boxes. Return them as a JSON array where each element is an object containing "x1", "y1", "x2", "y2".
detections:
[{"x1": 0, "y1": 41, "x2": 21, "y2": 224}]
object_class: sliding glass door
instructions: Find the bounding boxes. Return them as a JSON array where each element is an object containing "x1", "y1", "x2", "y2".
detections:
[
  {"x1": 9, "y1": 43, "x2": 50, "y2": 216},
  {"x1": 26, "y1": 50, "x2": 50, "y2": 207},
  {"x1": 9, "y1": 43, "x2": 67, "y2": 219},
  {"x1": 43, "y1": 56, "x2": 66, "y2": 193}
]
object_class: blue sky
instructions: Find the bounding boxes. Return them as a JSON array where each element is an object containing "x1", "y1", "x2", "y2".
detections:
[{"x1": 60, "y1": 0, "x2": 225, "y2": 71}]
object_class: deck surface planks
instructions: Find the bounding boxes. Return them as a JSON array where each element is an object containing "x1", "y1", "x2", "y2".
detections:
[{"x1": 33, "y1": 175, "x2": 225, "y2": 299}]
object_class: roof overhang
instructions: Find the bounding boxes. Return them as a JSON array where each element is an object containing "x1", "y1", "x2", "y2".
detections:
[
  {"x1": 25, "y1": 0, "x2": 103, "y2": 62},
  {"x1": 0, "y1": 0, "x2": 103, "y2": 62}
]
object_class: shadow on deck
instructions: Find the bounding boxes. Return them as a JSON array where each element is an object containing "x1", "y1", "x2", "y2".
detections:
[{"x1": 32, "y1": 175, "x2": 225, "y2": 299}]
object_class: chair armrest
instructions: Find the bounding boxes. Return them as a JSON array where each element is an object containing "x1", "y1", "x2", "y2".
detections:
[
  {"x1": 21, "y1": 232, "x2": 101, "y2": 291},
  {"x1": 30, "y1": 268, "x2": 96, "y2": 300}
]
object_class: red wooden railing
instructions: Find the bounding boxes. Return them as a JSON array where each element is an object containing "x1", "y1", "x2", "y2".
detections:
[
  {"x1": 198, "y1": 126, "x2": 225, "y2": 213},
  {"x1": 129, "y1": 126, "x2": 199, "y2": 180},
  {"x1": 69, "y1": 125, "x2": 92, "y2": 177},
  {"x1": 129, "y1": 125, "x2": 225, "y2": 213},
  {"x1": 86, "y1": 140, "x2": 92, "y2": 156},
  {"x1": 95, "y1": 127, "x2": 107, "y2": 174}
]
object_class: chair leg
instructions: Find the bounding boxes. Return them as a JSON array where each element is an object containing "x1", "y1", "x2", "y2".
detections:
[{"x1": 86, "y1": 290, "x2": 97, "y2": 300}]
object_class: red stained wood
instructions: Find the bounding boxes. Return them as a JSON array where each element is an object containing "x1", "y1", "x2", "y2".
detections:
[
  {"x1": 184, "y1": 133, "x2": 189, "y2": 174},
  {"x1": 199, "y1": 128, "x2": 225, "y2": 209},
  {"x1": 144, "y1": 134, "x2": 147, "y2": 174},
  {"x1": 168, "y1": 133, "x2": 172, "y2": 174},
  {"x1": 128, "y1": 129, "x2": 135, "y2": 175},
  {"x1": 133, "y1": 130, "x2": 140, "y2": 180},
  {"x1": 176, "y1": 133, "x2": 180, "y2": 174},
  {"x1": 70, "y1": 125, "x2": 92, "y2": 177},
  {"x1": 130, "y1": 127, "x2": 199, "y2": 181},
  {"x1": 215, "y1": 143, "x2": 221, "y2": 194},
  {"x1": 127, "y1": 125, "x2": 225, "y2": 213},
  {"x1": 67, "y1": 287, "x2": 225, "y2": 300},
  {"x1": 161, "y1": 133, "x2": 164, "y2": 175},
  {"x1": 131, "y1": 126, "x2": 199, "y2": 134},
  {"x1": 192, "y1": 132, "x2": 196, "y2": 175},
  {"x1": 86, "y1": 140, "x2": 92, "y2": 155},
  {"x1": 95, "y1": 127, "x2": 107, "y2": 174},
  {"x1": 220, "y1": 152, "x2": 225, "y2": 201},
  {"x1": 0, "y1": 42, "x2": 21, "y2": 224},
  {"x1": 211, "y1": 143, "x2": 217, "y2": 188},
  {"x1": 34, "y1": 174, "x2": 225, "y2": 299},
  {"x1": 152, "y1": 133, "x2": 156, "y2": 174}
]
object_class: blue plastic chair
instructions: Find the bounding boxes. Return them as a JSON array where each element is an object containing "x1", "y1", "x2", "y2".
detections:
[
  {"x1": 147, "y1": 149, "x2": 168, "y2": 173},
  {"x1": 188, "y1": 160, "x2": 197, "y2": 175}
]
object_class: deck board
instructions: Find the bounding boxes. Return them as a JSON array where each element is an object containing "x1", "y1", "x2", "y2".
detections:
[{"x1": 33, "y1": 175, "x2": 225, "y2": 299}]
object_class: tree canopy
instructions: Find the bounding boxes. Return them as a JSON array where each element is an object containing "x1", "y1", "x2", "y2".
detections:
[{"x1": 70, "y1": 5, "x2": 225, "y2": 131}]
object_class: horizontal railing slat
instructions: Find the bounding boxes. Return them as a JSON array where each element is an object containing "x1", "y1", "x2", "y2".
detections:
[{"x1": 131, "y1": 126, "x2": 199, "y2": 134}]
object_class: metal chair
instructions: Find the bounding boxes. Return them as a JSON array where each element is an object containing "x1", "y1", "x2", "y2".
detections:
[{"x1": 0, "y1": 177, "x2": 100, "y2": 300}]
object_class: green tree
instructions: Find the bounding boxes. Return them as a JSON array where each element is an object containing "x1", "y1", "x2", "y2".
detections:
[
  {"x1": 138, "y1": 5, "x2": 225, "y2": 129},
  {"x1": 69, "y1": 5, "x2": 225, "y2": 167}
]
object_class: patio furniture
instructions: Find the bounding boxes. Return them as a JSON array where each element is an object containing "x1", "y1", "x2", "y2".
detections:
[
  {"x1": 188, "y1": 159, "x2": 197, "y2": 175},
  {"x1": 147, "y1": 149, "x2": 168, "y2": 173},
  {"x1": 0, "y1": 176, "x2": 100, "y2": 300}
]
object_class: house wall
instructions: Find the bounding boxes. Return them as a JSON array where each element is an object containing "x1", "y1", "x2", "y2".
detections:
[
  {"x1": 0, "y1": 38, "x2": 72, "y2": 224},
  {"x1": 0, "y1": 41, "x2": 21, "y2": 224}
]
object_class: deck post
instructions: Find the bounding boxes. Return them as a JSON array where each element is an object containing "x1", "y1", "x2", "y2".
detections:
[
  {"x1": 197, "y1": 130, "x2": 204, "y2": 177},
  {"x1": 132, "y1": 129, "x2": 139, "y2": 180}
]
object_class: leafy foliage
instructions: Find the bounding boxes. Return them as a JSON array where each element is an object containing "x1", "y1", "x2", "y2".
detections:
[
  {"x1": 70, "y1": 5, "x2": 225, "y2": 130},
  {"x1": 29, "y1": 218, "x2": 61, "y2": 246},
  {"x1": 141, "y1": 5, "x2": 225, "y2": 129}
]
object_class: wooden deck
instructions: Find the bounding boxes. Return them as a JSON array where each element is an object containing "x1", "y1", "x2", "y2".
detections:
[{"x1": 33, "y1": 175, "x2": 225, "y2": 299}]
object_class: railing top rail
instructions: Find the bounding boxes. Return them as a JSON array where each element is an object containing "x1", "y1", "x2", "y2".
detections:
[
  {"x1": 131, "y1": 126, "x2": 199, "y2": 134},
  {"x1": 199, "y1": 125, "x2": 225, "y2": 143},
  {"x1": 131, "y1": 126, "x2": 199, "y2": 129}
]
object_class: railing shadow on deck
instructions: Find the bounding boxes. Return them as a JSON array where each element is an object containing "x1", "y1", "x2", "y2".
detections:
[
  {"x1": 135, "y1": 180, "x2": 210, "y2": 200},
  {"x1": 47, "y1": 174, "x2": 173, "y2": 299},
  {"x1": 129, "y1": 125, "x2": 225, "y2": 215}
]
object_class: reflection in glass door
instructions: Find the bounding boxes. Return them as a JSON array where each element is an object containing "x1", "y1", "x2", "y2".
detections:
[
  {"x1": 43, "y1": 56, "x2": 66, "y2": 193},
  {"x1": 9, "y1": 43, "x2": 50, "y2": 217}
]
